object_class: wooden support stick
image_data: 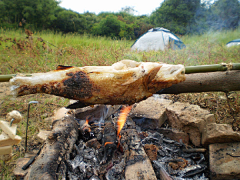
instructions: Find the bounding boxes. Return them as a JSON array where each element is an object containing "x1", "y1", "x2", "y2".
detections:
[{"x1": 159, "y1": 70, "x2": 240, "y2": 94}]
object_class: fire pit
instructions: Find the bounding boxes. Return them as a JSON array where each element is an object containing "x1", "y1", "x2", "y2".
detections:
[{"x1": 22, "y1": 99, "x2": 208, "y2": 180}]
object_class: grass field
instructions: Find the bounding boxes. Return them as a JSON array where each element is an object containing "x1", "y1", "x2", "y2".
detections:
[{"x1": 1, "y1": 28, "x2": 240, "y2": 179}]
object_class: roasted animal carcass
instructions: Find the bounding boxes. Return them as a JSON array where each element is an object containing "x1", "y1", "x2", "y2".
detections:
[{"x1": 10, "y1": 60, "x2": 185, "y2": 107}]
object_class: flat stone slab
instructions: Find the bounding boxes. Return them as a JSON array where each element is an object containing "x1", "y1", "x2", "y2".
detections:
[
  {"x1": 166, "y1": 102, "x2": 215, "y2": 146},
  {"x1": 131, "y1": 96, "x2": 172, "y2": 129},
  {"x1": 209, "y1": 142, "x2": 240, "y2": 180},
  {"x1": 202, "y1": 123, "x2": 240, "y2": 146},
  {"x1": 37, "y1": 130, "x2": 51, "y2": 141}
]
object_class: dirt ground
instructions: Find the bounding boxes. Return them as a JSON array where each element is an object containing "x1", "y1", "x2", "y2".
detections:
[{"x1": 0, "y1": 82, "x2": 11, "y2": 103}]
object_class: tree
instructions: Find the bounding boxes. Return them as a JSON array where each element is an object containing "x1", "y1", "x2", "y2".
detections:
[
  {"x1": 83, "y1": 12, "x2": 98, "y2": 32},
  {"x1": 51, "y1": 8, "x2": 88, "y2": 34},
  {"x1": 209, "y1": 0, "x2": 240, "y2": 30},
  {"x1": 185, "y1": 1, "x2": 210, "y2": 34},
  {"x1": 23, "y1": 0, "x2": 58, "y2": 29},
  {"x1": 92, "y1": 14, "x2": 121, "y2": 38},
  {"x1": 1, "y1": 0, "x2": 27, "y2": 24},
  {"x1": 0, "y1": 0, "x2": 6, "y2": 23},
  {"x1": 150, "y1": 0, "x2": 201, "y2": 34},
  {"x1": 1, "y1": 0, "x2": 58, "y2": 29}
]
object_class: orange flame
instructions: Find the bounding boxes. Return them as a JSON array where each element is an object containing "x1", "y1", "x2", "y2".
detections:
[
  {"x1": 104, "y1": 142, "x2": 114, "y2": 146},
  {"x1": 82, "y1": 117, "x2": 91, "y2": 132},
  {"x1": 117, "y1": 106, "x2": 132, "y2": 139}
]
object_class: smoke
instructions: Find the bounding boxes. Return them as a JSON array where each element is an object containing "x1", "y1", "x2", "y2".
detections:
[{"x1": 187, "y1": 0, "x2": 240, "y2": 34}]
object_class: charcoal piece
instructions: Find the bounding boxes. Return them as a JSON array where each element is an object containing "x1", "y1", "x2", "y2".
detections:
[
  {"x1": 153, "y1": 160, "x2": 173, "y2": 180},
  {"x1": 164, "y1": 146, "x2": 179, "y2": 153},
  {"x1": 76, "y1": 140, "x2": 86, "y2": 154},
  {"x1": 78, "y1": 161, "x2": 92, "y2": 175},
  {"x1": 163, "y1": 138, "x2": 177, "y2": 144},
  {"x1": 80, "y1": 119, "x2": 94, "y2": 142},
  {"x1": 101, "y1": 122, "x2": 117, "y2": 164},
  {"x1": 181, "y1": 152, "x2": 205, "y2": 164},
  {"x1": 124, "y1": 117, "x2": 136, "y2": 129},
  {"x1": 196, "y1": 154, "x2": 205, "y2": 164},
  {"x1": 158, "y1": 148, "x2": 168, "y2": 157},
  {"x1": 103, "y1": 122, "x2": 117, "y2": 144},
  {"x1": 138, "y1": 131, "x2": 149, "y2": 140},
  {"x1": 105, "y1": 159, "x2": 125, "y2": 180},
  {"x1": 86, "y1": 138, "x2": 101, "y2": 149},
  {"x1": 93, "y1": 127, "x2": 103, "y2": 141},
  {"x1": 68, "y1": 155, "x2": 83, "y2": 170},
  {"x1": 68, "y1": 171, "x2": 81, "y2": 180},
  {"x1": 141, "y1": 132, "x2": 163, "y2": 145},
  {"x1": 101, "y1": 143, "x2": 117, "y2": 164},
  {"x1": 182, "y1": 165, "x2": 207, "y2": 178}
]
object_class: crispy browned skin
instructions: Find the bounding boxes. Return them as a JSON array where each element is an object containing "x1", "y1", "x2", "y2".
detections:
[{"x1": 10, "y1": 60, "x2": 185, "y2": 106}]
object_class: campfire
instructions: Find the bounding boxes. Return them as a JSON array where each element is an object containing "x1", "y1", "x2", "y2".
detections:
[
  {"x1": 9, "y1": 60, "x2": 240, "y2": 180},
  {"x1": 19, "y1": 98, "x2": 209, "y2": 180}
]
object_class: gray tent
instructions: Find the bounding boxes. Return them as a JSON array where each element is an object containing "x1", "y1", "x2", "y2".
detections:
[
  {"x1": 226, "y1": 39, "x2": 240, "y2": 47},
  {"x1": 131, "y1": 27, "x2": 185, "y2": 51}
]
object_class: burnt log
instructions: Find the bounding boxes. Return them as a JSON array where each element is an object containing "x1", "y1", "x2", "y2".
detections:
[
  {"x1": 122, "y1": 129, "x2": 157, "y2": 180},
  {"x1": 159, "y1": 70, "x2": 240, "y2": 94},
  {"x1": 25, "y1": 115, "x2": 79, "y2": 180}
]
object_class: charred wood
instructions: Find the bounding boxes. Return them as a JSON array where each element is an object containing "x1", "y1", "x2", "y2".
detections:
[
  {"x1": 101, "y1": 121, "x2": 117, "y2": 164},
  {"x1": 153, "y1": 160, "x2": 173, "y2": 180},
  {"x1": 25, "y1": 115, "x2": 79, "y2": 180},
  {"x1": 121, "y1": 129, "x2": 157, "y2": 180}
]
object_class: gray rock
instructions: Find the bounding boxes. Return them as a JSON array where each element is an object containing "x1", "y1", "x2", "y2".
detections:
[
  {"x1": 157, "y1": 128, "x2": 189, "y2": 145},
  {"x1": 75, "y1": 105, "x2": 120, "y2": 121},
  {"x1": 131, "y1": 96, "x2": 172, "y2": 128},
  {"x1": 202, "y1": 123, "x2": 240, "y2": 146},
  {"x1": 166, "y1": 102, "x2": 215, "y2": 146},
  {"x1": 37, "y1": 130, "x2": 51, "y2": 141},
  {"x1": 209, "y1": 142, "x2": 240, "y2": 180}
]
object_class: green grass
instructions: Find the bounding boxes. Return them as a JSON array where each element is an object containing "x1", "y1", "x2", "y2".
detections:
[
  {"x1": 1, "y1": 28, "x2": 240, "y2": 75},
  {"x1": 1, "y1": 28, "x2": 240, "y2": 179}
]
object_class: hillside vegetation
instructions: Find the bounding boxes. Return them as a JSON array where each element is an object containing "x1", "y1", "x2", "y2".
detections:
[{"x1": 1, "y1": 0, "x2": 239, "y2": 38}]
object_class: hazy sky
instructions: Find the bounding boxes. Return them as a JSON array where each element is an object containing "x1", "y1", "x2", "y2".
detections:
[{"x1": 59, "y1": 0, "x2": 164, "y2": 16}]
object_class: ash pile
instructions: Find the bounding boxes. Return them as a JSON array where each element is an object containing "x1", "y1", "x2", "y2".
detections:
[{"x1": 64, "y1": 104, "x2": 208, "y2": 180}]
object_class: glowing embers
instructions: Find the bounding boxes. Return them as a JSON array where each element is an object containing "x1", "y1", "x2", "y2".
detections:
[
  {"x1": 104, "y1": 142, "x2": 114, "y2": 146},
  {"x1": 80, "y1": 116, "x2": 94, "y2": 141},
  {"x1": 82, "y1": 118, "x2": 91, "y2": 132},
  {"x1": 78, "y1": 105, "x2": 132, "y2": 165}
]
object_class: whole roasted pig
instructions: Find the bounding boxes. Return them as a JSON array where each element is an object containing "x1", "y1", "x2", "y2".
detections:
[{"x1": 10, "y1": 60, "x2": 185, "y2": 107}]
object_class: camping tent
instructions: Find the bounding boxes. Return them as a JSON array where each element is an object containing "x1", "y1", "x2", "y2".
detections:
[
  {"x1": 226, "y1": 39, "x2": 240, "y2": 47},
  {"x1": 131, "y1": 27, "x2": 186, "y2": 51}
]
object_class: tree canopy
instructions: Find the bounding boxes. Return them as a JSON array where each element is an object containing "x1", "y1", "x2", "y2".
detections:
[{"x1": 0, "y1": 0, "x2": 239, "y2": 38}]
